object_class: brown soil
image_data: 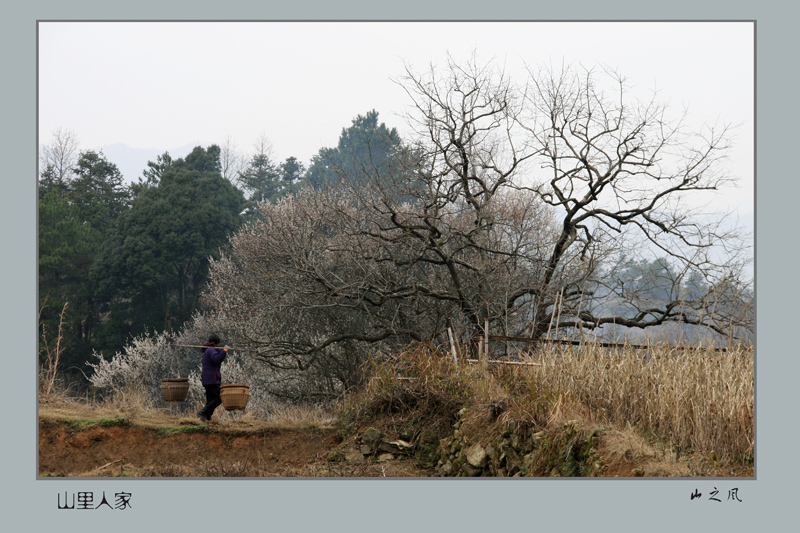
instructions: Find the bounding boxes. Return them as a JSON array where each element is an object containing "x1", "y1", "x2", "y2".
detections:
[
  {"x1": 38, "y1": 401, "x2": 753, "y2": 478},
  {"x1": 38, "y1": 406, "x2": 431, "y2": 478}
]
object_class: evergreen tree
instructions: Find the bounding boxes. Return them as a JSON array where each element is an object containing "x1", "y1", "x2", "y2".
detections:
[
  {"x1": 134, "y1": 151, "x2": 174, "y2": 194},
  {"x1": 69, "y1": 150, "x2": 131, "y2": 235},
  {"x1": 237, "y1": 150, "x2": 303, "y2": 218},
  {"x1": 38, "y1": 191, "x2": 98, "y2": 375},
  {"x1": 91, "y1": 145, "x2": 245, "y2": 354},
  {"x1": 305, "y1": 110, "x2": 405, "y2": 191},
  {"x1": 280, "y1": 156, "x2": 305, "y2": 188},
  {"x1": 39, "y1": 150, "x2": 131, "y2": 382},
  {"x1": 239, "y1": 152, "x2": 281, "y2": 203}
]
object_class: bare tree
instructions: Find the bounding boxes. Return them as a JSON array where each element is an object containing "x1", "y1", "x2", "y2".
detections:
[
  {"x1": 39, "y1": 127, "x2": 80, "y2": 193},
  {"x1": 252, "y1": 132, "x2": 275, "y2": 160},
  {"x1": 201, "y1": 58, "x2": 752, "y2": 400},
  {"x1": 219, "y1": 135, "x2": 246, "y2": 183},
  {"x1": 344, "y1": 58, "x2": 753, "y2": 342},
  {"x1": 204, "y1": 189, "x2": 451, "y2": 400},
  {"x1": 514, "y1": 64, "x2": 752, "y2": 339}
]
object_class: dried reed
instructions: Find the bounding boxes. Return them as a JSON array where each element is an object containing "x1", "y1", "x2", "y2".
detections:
[
  {"x1": 523, "y1": 342, "x2": 754, "y2": 460},
  {"x1": 39, "y1": 299, "x2": 69, "y2": 398},
  {"x1": 355, "y1": 340, "x2": 753, "y2": 462}
]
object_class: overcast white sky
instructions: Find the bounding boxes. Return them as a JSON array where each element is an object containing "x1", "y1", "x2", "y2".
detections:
[{"x1": 38, "y1": 21, "x2": 754, "y2": 215}]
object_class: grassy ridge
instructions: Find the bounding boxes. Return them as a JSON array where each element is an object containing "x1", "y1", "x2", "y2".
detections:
[
  {"x1": 344, "y1": 342, "x2": 754, "y2": 464},
  {"x1": 40, "y1": 341, "x2": 754, "y2": 476}
]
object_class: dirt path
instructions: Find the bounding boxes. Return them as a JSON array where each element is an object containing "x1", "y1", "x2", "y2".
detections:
[
  {"x1": 38, "y1": 415, "x2": 432, "y2": 478},
  {"x1": 37, "y1": 402, "x2": 753, "y2": 478}
]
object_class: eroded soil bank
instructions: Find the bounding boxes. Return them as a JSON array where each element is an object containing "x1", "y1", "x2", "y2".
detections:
[
  {"x1": 38, "y1": 404, "x2": 752, "y2": 478},
  {"x1": 38, "y1": 416, "x2": 430, "y2": 477}
]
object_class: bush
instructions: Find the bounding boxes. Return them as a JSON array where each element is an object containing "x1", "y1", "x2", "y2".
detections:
[{"x1": 86, "y1": 320, "x2": 299, "y2": 416}]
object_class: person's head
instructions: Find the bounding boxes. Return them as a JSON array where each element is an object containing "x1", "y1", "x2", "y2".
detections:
[{"x1": 207, "y1": 334, "x2": 221, "y2": 346}]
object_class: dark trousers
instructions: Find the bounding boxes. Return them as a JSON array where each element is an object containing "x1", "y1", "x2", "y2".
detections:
[{"x1": 200, "y1": 384, "x2": 222, "y2": 418}]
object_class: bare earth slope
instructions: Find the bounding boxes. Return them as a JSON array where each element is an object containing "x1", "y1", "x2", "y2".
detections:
[
  {"x1": 38, "y1": 402, "x2": 430, "y2": 477},
  {"x1": 38, "y1": 400, "x2": 752, "y2": 478}
]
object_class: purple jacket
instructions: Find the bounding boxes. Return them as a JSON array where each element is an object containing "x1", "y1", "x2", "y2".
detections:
[{"x1": 201, "y1": 343, "x2": 227, "y2": 385}]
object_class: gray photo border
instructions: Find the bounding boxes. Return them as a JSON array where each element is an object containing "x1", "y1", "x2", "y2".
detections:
[{"x1": 6, "y1": 1, "x2": 791, "y2": 531}]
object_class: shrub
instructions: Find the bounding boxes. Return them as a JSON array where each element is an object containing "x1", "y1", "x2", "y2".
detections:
[{"x1": 86, "y1": 322, "x2": 291, "y2": 416}]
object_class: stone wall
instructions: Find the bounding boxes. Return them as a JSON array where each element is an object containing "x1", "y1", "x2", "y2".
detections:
[{"x1": 335, "y1": 407, "x2": 603, "y2": 477}]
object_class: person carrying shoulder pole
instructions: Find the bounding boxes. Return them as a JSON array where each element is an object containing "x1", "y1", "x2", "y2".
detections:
[{"x1": 197, "y1": 334, "x2": 230, "y2": 422}]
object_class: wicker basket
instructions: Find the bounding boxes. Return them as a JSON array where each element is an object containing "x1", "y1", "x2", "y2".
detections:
[
  {"x1": 220, "y1": 384, "x2": 250, "y2": 411},
  {"x1": 160, "y1": 378, "x2": 190, "y2": 402}
]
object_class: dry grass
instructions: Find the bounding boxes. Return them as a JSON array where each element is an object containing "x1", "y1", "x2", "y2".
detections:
[
  {"x1": 523, "y1": 342, "x2": 754, "y2": 460},
  {"x1": 39, "y1": 387, "x2": 339, "y2": 433},
  {"x1": 90, "y1": 457, "x2": 427, "y2": 478},
  {"x1": 43, "y1": 338, "x2": 753, "y2": 467},
  {"x1": 342, "y1": 346, "x2": 480, "y2": 436},
  {"x1": 263, "y1": 404, "x2": 339, "y2": 429},
  {"x1": 346, "y1": 341, "x2": 753, "y2": 464}
]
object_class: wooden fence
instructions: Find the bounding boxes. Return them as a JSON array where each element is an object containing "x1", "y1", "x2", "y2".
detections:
[{"x1": 484, "y1": 334, "x2": 731, "y2": 352}]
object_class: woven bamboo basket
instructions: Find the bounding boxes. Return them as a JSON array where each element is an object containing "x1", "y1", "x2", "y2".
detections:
[
  {"x1": 220, "y1": 384, "x2": 250, "y2": 411},
  {"x1": 160, "y1": 378, "x2": 190, "y2": 402}
]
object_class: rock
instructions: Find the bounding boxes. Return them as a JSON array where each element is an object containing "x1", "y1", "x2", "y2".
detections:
[
  {"x1": 466, "y1": 443, "x2": 487, "y2": 468},
  {"x1": 379, "y1": 440, "x2": 414, "y2": 455},
  {"x1": 523, "y1": 453, "x2": 535, "y2": 472},
  {"x1": 419, "y1": 429, "x2": 439, "y2": 445},
  {"x1": 485, "y1": 444, "x2": 497, "y2": 461},
  {"x1": 497, "y1": 439, "x2": 512, "y2": 453},
  {"x1": 344, "y1": 450, "x2": 365, "y2": 464},
  {"x1": 441, "y1": 460, "x2": 453, "y2": 475},
  {"x1": 399, "y1": 428, "x2": 415, "y2": 442},
  {"x1": 361, "y1": 427, "x2": 383, "y2": 447},
  {"x1": 460, "y1": 463, "x2": 478, "y2": 477},
  {"x1": 376, "y1": 453, "x2": 395, "y2": 462},
  {"x1": 415, "y1": 430, "x2": 440, "y2": 469},
  {"x1": 360, "y1": 444, "x2": 373, "y2": 455}
]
